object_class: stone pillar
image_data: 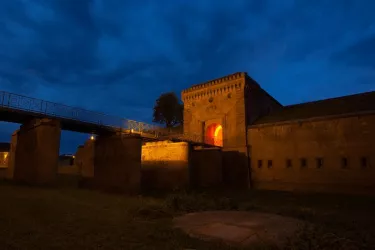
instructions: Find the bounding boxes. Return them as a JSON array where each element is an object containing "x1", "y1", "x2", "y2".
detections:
[
  {"x1": 6, "y1": 129, "x2": 18, "y2": 180},
  {"x1": 13, "y1": 118, "x2": 61, "y2": 185},
  {"x1": 93, "y1": 134, "x2": 141, "y2": 194},
  {"x1": 75, "y1": 139, "x2": 95, "y2": 188}
]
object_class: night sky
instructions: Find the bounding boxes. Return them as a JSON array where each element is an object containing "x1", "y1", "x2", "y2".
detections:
[{"x1": 0, "y1": 0, "x2": 374, "y2": 153}]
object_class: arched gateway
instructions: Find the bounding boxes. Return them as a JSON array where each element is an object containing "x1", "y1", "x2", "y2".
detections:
[{"x1": 205, "y1": 123, "x2": 223, "y2": 147}]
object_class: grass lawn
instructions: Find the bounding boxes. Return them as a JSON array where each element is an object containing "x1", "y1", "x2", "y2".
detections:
[{"x1": 0, "y1": 181, "x2": 374, "y2": 250}]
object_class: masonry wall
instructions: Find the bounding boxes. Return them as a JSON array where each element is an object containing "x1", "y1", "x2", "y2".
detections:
[
  {"x1": 182, "y1": 73, "x2": 253, "y2": 188},
  {"x1": 94, "y1": 135, "x2": 141, "y2": 194},
  {"x1": 245, "y1": 77, "x2": 283, "y2": 125},
  {"x1": 190, "y1": 148, "x2": 223, "y2": 188},
  {"x1": 222, "y1": 148, "x2": 250, "y2": 189},
  {"x1": 0, "y1": 152, "x2": 8, "y2": 179},
  {"x1": 75, "y1": 140, "x2": 95, "y2": 178},
  {"x1": 58, "y1": 164, "x2": 79, "y2": 175},
  {"x1": 248, "y1": 114, "x2": 375, "y2": 195},
  {"x1": 6, "y1": 130, "x2": 18, "y2": 180},
  {"x1": 141, "y1": 141, "x2": 190, "y2": 190},
  {"x1": 182, "y1": 72, "x2": 248, "y2": 148},
  {"x1": 13, "y1": 119, "x2": 61, "y2": 185}
]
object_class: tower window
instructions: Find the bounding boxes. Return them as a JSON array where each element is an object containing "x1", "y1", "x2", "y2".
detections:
[
  {"x1": 341, "y1": 157, "x2": 348, "y2": 169},
  {"x1": 286, "y1": 159, "x2": 292, "y2": 168},
  {"x1": 316, "y1": 158, "x2": 323, "y2": 168},
  {"x1": 360, "y1": 157, "x2": 368, "y2": 168},
  {"x1": 300, "y1": 158, "x2": 307, "y2": 168},
  {"x1": 267, "y1": 160, "x2": 273, "y2": 168},
  {"x1": 258, "y1": 160, "x2": 263, "y2": 168}
]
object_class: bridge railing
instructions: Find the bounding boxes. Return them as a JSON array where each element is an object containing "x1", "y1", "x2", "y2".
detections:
[{"x1": 0, "y1": 91, "x2": 217, "y2": 146}]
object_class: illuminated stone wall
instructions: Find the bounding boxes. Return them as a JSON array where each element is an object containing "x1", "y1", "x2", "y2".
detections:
[
  {"x1": 141, "y1": 141, "x2": 190, "y2": 190},
  {"x1": 248, "y1": 114, "x2": 375, "y2": 195},
  {"x1": 0, "y1": 151, "x2": 7, "y2": 179},
  {"x1": 0, "y1": 152, "x2": 9, "y2": 168},
  {"x1": 182, "y1": 72, "x2": 248, "y2": 149},
  {"x1": 181, "y1": 73, "x2": 282, "y2": 188}
]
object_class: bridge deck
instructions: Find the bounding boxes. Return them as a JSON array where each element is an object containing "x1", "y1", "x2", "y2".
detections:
[{"x1": 0, "y1": 91, "x2": 220, "y2": 147}]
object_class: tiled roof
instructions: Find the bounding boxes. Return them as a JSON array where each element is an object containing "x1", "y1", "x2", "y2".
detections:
[{"x1": 252, "y1": 90, "x2": 375, "y2": 125}]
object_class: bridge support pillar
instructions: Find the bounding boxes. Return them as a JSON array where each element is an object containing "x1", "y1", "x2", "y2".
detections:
[
  {"x1": 13, "y1": 118, "x2": 61, "y2": 185},
  {"x1": 75, "y1": 139, "x2": 95, "y2": 188},
  {"x1": 93, "y1": 134, "x2": 141, "y2": 194}
]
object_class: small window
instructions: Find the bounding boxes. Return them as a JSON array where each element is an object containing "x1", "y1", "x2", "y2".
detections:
[
  {"x1": 300, "y1": 158, "x2": 307, "y2": 168},
  {"x1": 341, "y1": 157, "x2": 348, "y2": 169},
  {"x1": 316, "y1": 158, "x2": 323, "y2": 168},
  {"x1": 267, "y1": 160, "x2": 273, "y2": 168},
  {"x1": 258, "y1": 160, "x2": 263, "y2": 168},
  {"x1": 360, "y1": 157, "x2": 368, "y2": 168},
  {"x1": 286, "y1": 159, "x2": 292, "y2": 168}
]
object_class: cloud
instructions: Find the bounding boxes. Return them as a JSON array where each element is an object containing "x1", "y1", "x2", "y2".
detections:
[
  {"x1": 1, "y1": 0, "x2": 375, "y2": 152},
  {"x1": 331, "y1": 35, "x2": 375, "y2": 69}
]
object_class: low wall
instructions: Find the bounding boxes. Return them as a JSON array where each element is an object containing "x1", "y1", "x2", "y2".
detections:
[
  {"x1": 58, "y1": 165, "x2": 80, "y2": 175},
  {"x1": 190, "y1": 148, "x2": 223, "y2": 188},
  {"x1": 141, "y1": 141, "x2": 190, "y2": 190},
  {"x1": 222, "y1": 147, "x2": 250, "y2": 189},
  {"x1": 0, "y1": 167, "x2": 6, "y2": 180}
]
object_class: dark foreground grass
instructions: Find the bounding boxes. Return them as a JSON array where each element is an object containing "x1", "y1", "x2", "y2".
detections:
[{"x1": 0, "y1": 181, "x2": 374, "y2": 250}]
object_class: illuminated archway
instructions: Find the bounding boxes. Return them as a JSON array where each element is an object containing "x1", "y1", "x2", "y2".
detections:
[{"x1": 205, "y1": 123, "x2": 223, "y2": 146}]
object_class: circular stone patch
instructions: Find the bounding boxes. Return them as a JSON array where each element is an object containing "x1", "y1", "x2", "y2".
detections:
[{"x1": 173, "y1": 211, "x2": 304, "y2": 247}]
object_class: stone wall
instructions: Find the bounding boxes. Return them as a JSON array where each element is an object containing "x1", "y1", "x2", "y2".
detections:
[
  {"x1": 141, "y1": 141, "x2": 190, "y2": 190},
  {"x1": 181, "y1": 72, "x2": 248, "y2": 148},
  {"x1": 190, "y1": 148, "x2": 223, "y2": 188},
  {"x1": 180, "y1": 73, "x2": 284, "y2": 190},
  {"x1": 58, "y1": 165, "x2": 80, "y2": 175},
  {"x1": 0, "y1": 152, "x2": 8, "y2": 168},
  {"x1": 6, "y1": 130, "x2": 18, "y2": 180},
  {"x1": 93, "y1": 135, "x2": 141, "y2": 194},
  {"x1": 222, "y1": 147, "x2": 250, "y2": 189},
  {"x1": 0, "y1": 151, "x2": 8, "y2": 179},
  {"x1": 0, "y1": 168, "x2": 6, "y2": 179},
  {"x1": 75, "y1": 140, "x2": 95, "y2": 178},
  {"x1": 13, "y1": 119, "x2": 61, "y2": 185},
  {"x1": 248, "y1": 114, "x2": 375, "y2": 195},
  {"x1": 245, "y1": 77, "x2": 283, "y2": 125}
]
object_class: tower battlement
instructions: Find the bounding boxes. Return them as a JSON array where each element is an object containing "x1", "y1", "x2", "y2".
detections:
[{"x1": 181, "y1": 72, "x2": 249, "y2": 103}]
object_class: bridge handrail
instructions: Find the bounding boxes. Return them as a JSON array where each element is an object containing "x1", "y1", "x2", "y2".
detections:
[{"x1": 0, "y1": 91, "x2": 211, "y2": 145}]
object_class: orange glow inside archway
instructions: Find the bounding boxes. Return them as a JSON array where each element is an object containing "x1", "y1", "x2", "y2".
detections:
[
  {"x1": 205, "y1": 123, "x2": 223, "y2": 147},
  {"x1": 214, "y1": 125, "x2": 222, "y2": 137}
]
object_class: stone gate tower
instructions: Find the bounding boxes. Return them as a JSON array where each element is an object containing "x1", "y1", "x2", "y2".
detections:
[
  {"x1": 181, "y1": 72, "x2": 282, "y2": 187},
  {"x1": 182, "y1": 72, "x2": 246, "y2": 149}
]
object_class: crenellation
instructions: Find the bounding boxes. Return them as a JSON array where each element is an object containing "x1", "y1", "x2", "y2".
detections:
[
  {"x1": 182, "y1": 72, "x2": 246, "y2": 95},
  {"x1": 182, "y1": 80, "x2": 244, "y2": 104}
]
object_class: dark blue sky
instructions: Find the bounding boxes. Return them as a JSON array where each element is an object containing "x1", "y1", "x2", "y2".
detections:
[{"x1": 0, "y1": 0, "x2": 375, "y2": 153}]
